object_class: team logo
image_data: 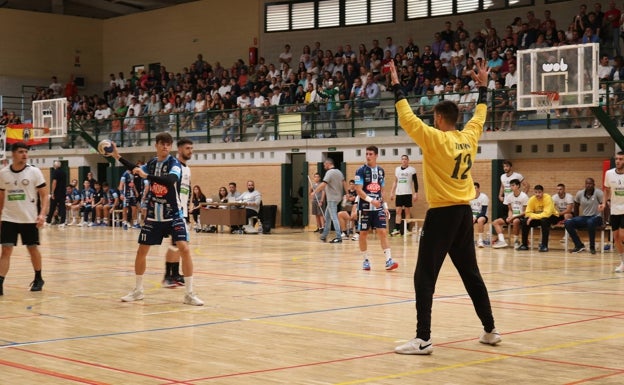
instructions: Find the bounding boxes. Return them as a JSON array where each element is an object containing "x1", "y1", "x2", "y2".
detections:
[
  {"x1": 151, "y1": 183, "x2": 168, "y2": 197},
  {"x1": 368, "y1": 182, "x2": 381, "y2": 193},
  {"x1": 21, "y1": 179, "x2": 30, "y2": 186}
]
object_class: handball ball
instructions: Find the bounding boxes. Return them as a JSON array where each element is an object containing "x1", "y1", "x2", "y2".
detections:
[{"x1": 98, "y1": 139, "x2": 114, "y2": 155}]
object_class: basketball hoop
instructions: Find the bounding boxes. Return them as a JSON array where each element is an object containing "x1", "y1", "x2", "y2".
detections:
[{"x1": 530, "y1": 91, "x2": 560, "y2": 116}]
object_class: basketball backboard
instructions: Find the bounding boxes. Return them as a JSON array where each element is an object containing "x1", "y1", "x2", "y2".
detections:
[
  {"x1": 516, "y1": 43, "x2": 599, "y2": 111},
  {"x1": 32, "y1": 97, "x2": 67, "y2": 138}
]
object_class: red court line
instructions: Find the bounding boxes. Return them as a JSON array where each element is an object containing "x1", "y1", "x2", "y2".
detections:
[
  {"x1": 9, "y1": 347, "x2": 194, "y2": 385},
  {"x1": 0, "y1": 357, "x2": 112, "y2": 385},
  {"x1": 565, "y1": 372, "x2": 624, "y2": 384},
  {"x1": 180, "y1": 351, "x2": 394, "y2": 382}
]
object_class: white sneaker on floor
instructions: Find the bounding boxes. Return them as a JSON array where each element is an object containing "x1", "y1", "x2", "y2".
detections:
[
  {"x1": 492, "y1": 240, "x2": 507, "y2": 249},
  {"x1": 513, "y1": 240, "x2": 521, "y2": 250},
  {"x1": 615, "y1": 262, "x2": 624, "y2": 273},
  {"x1": 184, "y1": 292, "x2": 204, "y2": 306},
  {"x1": 351, "y1": 233, "x2": 359, "y2": 241},
  {"x1": 395, "y1": 338, "x2": 433, "y2": 355},
  {"x1": 121, "y1": 289, "x2": 144, "y2": 302},
  {"x1": 477, "y1": 240, "x2": 485, "y2": 248},
  {"x1": 390, "y1": 229, "x2": 400, "y2": 236},
  {"x1": 479, "y1": 328, "x2": 502, "y2": 345}
]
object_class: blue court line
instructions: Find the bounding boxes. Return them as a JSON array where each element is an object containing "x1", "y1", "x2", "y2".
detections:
[{"x1": 1, "y1": 275, "x2": 619, "y2": 349}]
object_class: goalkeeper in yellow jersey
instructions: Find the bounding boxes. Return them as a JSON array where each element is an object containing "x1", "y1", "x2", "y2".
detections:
[{"x1": 390, "y1": 60, "x2": 501, "y2": 355}]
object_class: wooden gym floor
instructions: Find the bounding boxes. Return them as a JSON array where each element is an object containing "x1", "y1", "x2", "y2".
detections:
[{"x1": 0, "y1": 226, "x2": 622, "y2": 384}]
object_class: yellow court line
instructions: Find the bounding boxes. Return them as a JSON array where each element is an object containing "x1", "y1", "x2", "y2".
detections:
[
  {"x1": 252, "y1": 319, "x2": 396, "y2": 342},
  {"x1": 333, "y1": 332, "x2": 624, "y2": 385}
]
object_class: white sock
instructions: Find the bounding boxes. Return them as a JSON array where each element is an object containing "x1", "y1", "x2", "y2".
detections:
[
  {"x1": 185, "y1": 276, "x2": 194, "y2": 293},
  {"x1": 513, "y1": 235, "x2": 518, "y2": 243},
  {"x1": 135, "y1": 275, "x2": 144, "y2": 291},
  {"x1": 362, "y1": 251, "x2": 369, "y2": 260},
  {"x1": 383, "y1": 248, "x2": 392, "y2": 261},
  {"x1": 478, "y1": 233, "x2": 483, "y2": 241},
  {"x1": 498, "y1": 233, "x2": 505, "y2": 242}
]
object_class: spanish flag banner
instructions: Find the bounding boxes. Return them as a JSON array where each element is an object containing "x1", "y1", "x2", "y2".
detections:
[{"x1": 6, "y1": 124, "x2": 49, "y2": 146}]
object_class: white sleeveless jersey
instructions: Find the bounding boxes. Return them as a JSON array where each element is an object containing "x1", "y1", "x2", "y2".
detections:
[
  {"x1": 0, "y1": 164, "x2": 46, "y2": 223},
  {"x1": 179, "y1": 162, "x2": 191, "y2": 217}
]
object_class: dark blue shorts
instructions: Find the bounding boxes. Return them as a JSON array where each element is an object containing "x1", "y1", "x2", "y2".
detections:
[
  {"x1": 124, "y1": 197, "x2": 137, "y2": 208},
  {"x1": 138, "y1": 218, "x2": 188, "y2": 245},
  {"x1": 358, "y1": 209, "x2": 387, "y2": 231}
]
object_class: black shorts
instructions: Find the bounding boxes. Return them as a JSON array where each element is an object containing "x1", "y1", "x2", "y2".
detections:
[
  {"x1": 474, "y1": 215, "x2": 489, "y2": 224},
  {"x1": 395, "y1": 194, "x2": 413, "y2": 208},
  {"x1": 124, "y1": 197, "x2": 137, "y2": 208},
  {"x1": 610, "y1": 214, "x2": 624, "y2": 230},
  {"x1": 138, "y1": 218, "x2": 188, "y2": 245},
  {"x1": 1, "y1": 222, "x2": 40, "y2": 246}
]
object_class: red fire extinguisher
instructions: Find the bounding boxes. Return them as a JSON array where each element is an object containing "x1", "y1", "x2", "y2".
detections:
[{"x1": 249, "y1": 47, "x2": 258, "y2": 66}]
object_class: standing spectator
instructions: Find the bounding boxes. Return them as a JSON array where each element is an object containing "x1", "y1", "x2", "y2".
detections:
[
  {"x1": 311, "y1": 158, "x2": 344, "y2": 243},
  {"x1": 603, "y1": 152, "x2": 624, "y2": 271},
  {"x1": 110, "y1": 133, "x2": 203, "y2": 305},
  {"x1": 279, "y1": 44, "x2": 293, "y2": 72},
  {"x1": 516, "y1": 185, "x2": 560, "y2": 252},
  {"x1": 354, "y1": 146, "x2": 397, "y2": 271},
  {"x1": 49, "y1": 76, "x2": 63, "y2": 97},
  {"x1": 440, "y1": 21, "x2": 455, "y2": 46},
  {"x1": 604, "y1": 1, "x2": 621, "y2": 57},
  {"x1": 564, "y1": 178, "x2": 604, "y2": 254},
  {"x1": 0, "y1": 142, "x2": 48, "y2": 295},
  {"x1": 389, "y1": 155, "x2": 419, "y2": 236},
  {"x1": 471, "y1": 182, "x2": 489, "y2": 248},
  {"x1": 46, "y1": 160, "x2": 67, "y2": 227},
  {"x1": 309, "y1": 172, "x2": 326, "y2": 233},
  {"x1": 390, "y1": 60, "x2": 499, "y2": 355}
]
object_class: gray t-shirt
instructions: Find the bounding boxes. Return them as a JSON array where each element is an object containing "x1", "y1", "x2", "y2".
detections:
[
  {"x1": 574, "y1": 188, "x2": 603, "y2": 217},
  {"x1": 323, "y1": 168, "x2": 345, "y2": 202}
]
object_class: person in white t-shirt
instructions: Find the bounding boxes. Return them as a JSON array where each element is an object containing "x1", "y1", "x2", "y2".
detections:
[
  {"x1": 603, "y1": 151, "x2": 624, "y2": 272},
  {"x1": 470, "y1": 182, "x2": 489, "y2": 247},
  {"x1": 498, "y1": 160, "x2": 529, "y2": 216},
  {"x1": 553, "y1": 183, "x2": 574, "y2": 223},
  {"x1": 389, "y1": 155, "x2": 418, "y2": 236},
  {"x1": 0, "y1": 142, "x2": 49, "y2": 296},
  {"x1": 491, "y1": 179, "x2": 528, "y2": 248}
]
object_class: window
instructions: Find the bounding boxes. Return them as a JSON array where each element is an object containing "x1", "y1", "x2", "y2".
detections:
[
  {"x1": 265, "y1": 0, "x2": 394, "y2": 32},
  {"x1": 406, "y1": 0, "x2": 533, "y2": 19}
]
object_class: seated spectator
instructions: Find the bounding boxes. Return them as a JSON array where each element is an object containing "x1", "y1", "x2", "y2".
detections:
[
  {"x1": 190, "y1": 185, "x2": 207, "y2": 231},
  {"x1": 564, "y1": 178, "x2": 604, "y2": 254},
  {"x1": 65, "y1": 184, "x2": 82, "y2": 226},
  {"x1": 237, "y1": 180, "x2": 262, "y2": 233},
  {"x1": 102, "y1": 181, "x2": 120, "y2": 226},
  {"x1": 471, "y1": 182, "x2": 489, "y2": 248},
  {"x1": 253, "y1": 98, "x2": 276, "y2": 141},
  {"x1": 79, "y1": 180, "x2": 95, "y2": 226},
  {"x1": 418, "y1": 88, "x2": 439, "y2": 124},
  {"x1": 516, "y1": 185, "x2": 560, "y2": 252},
  {"x1": 553, "y1": 183, "x2": 574, "y2": 223},
  {"x1": 492, "y1": 179, "x2": 529, "y2": 249}
]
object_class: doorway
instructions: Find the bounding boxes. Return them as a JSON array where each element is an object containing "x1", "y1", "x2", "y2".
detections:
[{"x1": 281, "y1": 153, "x2": 307, "y2": 227}]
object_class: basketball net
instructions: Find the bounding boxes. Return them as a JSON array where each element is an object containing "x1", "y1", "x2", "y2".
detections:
[{"x1": 530, "y1": 91, "x2": 560, "y2": 116}]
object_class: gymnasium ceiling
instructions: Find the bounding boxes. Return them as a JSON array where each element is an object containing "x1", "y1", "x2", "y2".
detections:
[{"x1": 0, "y1": 0, "x2": 201, "y2": 19}]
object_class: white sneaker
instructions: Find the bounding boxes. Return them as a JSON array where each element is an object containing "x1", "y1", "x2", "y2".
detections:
[
  {"x1": 492, "y1": 240, "x2": 507, "y2": 249},
  {"x1": 351, "y1": 233, "x2": 359, "y2": 241},
  {"x1": 341, "y1": 232, "x2": 347, "y2": 238},
  {"x1": 390, "y1": 229, "x2": 400, "y2": 236},
  {"x1": 58, "y1": 223, "x2": 66, "y2": 228},
  {"x1": 121, "y1": 289, "x2": 144, "y2": 302},
  {"x1": 184, "y1": 292, "x2": 204, "y2": 306},
  {"x1": 394, "y1": 338, "x2": 433, "y2": 355},
  {"x1": 479, "y1": 328, "x2": 502, "y2": 345},
  {"x1": 477, "y1": 240, "x2": 485, "y2": 248},
  {"x1": 615, "y1": 262, "x2": 624, "y2": 273},
  {"x1": 513, "y1": 240, "x2": 521, "y2": 249}
]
